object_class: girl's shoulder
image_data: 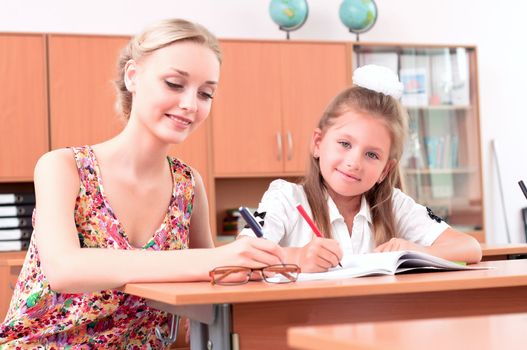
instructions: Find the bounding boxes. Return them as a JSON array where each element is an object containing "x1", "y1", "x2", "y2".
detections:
[
  {"x1": 268, "y1": 179, "x2": 304, "y2": 195},
  {"x1": 390, "y1": 187, "x2": 418, "y2": 209},
  {"x1": 264, "y1": 179, "x2": 306, "y2": 208}
]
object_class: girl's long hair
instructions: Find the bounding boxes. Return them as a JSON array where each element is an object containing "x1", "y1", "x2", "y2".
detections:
[{"x1": 302, "y1": 86, "x2": 408, "y2": 246}]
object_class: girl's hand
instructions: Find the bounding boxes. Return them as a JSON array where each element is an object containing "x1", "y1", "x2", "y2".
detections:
[
  {"x1": 374, "y1": 238, "x2": 425, "y2": 253},
  {"x1": 217, "y1": 236, "x2": 285, "y2": 268},
  {"x1": 298, "y1": 237, "x2": 342, "y2": 272}
]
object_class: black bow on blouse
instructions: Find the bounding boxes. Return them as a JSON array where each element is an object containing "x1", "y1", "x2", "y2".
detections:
[
  {"x1": 426, "y1": 207, "x2": 443, "y2": 223},
  {"x1": 243, "y1": 210, "x2": 266, "y2": 228}
]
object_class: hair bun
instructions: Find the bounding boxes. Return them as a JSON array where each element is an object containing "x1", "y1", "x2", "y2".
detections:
[{"x1": 352, "y1": 65, "x2": 404, "y2": 99}]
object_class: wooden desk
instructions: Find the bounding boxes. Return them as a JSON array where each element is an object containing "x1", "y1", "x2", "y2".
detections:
[
  {"x1": 123, "y1": 259, "x2": 527, "y2": 350},
  {"x1": 287, "y1": 313, "x2": 527, "y2": 350},
  {"x1": 481, "y1": 243, "x2": 527, "y2": 260}
]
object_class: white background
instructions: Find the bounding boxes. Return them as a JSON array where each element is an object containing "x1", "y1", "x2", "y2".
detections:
[{"x1": 1, "y1": 0, "x2": 526, "y2": 243}]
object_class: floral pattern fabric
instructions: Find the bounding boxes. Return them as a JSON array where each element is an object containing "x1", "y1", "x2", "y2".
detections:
[{"x1": 0, "y1": 146, "x2": 194, "y2": 349}]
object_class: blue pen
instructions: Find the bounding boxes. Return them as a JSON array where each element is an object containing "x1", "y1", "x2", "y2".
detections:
[
  {"x1": 519, "y1": 180, "x2": 527, "y2": 200},
  {"x1": 239, "y1": 206, "x2": 264, "y2": 238}
]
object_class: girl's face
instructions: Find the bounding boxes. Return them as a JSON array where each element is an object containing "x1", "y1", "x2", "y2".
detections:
[
  {"x1": 125, "y1": 41, "x2": 220, "y2": 144},
  {"x1": 313, "y1": 109, "x2": 395, "y2": 201}
]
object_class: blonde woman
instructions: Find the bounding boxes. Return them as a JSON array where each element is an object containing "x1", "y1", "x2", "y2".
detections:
[{"x1": 0, "y1": 18, "x2": 283, "y2": 348}]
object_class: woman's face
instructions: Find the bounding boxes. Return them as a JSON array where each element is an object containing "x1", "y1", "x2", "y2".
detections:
[{"x1": 125, "y1": 41, "x2": 220, "y2": 144}]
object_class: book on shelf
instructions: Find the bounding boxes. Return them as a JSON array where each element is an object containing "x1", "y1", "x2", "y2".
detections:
[
  {"x1": 293, "y1": 250, "x2": 487, "y2": 282},
  {"x1": 400, "y1": 67, "x2": 429, "y2": 106},
  {"x1": 0, "y1": 193, "x2": 35, "y2": 205},
  {"x1": 0, "y1": 217, "x2": 32, "y2": 229},
  {"x1": 0, "y1": 228, "x2": 32, "y2": 241},
  {"x1": 423, "y1": 136, "x2": 459, "y2": 169},
  {"x1": 0, "y1": 240, "x2": 30, "y2": 252},
  {"x1": 0, "y1": 205, "x2": 35, "y2": 218}
]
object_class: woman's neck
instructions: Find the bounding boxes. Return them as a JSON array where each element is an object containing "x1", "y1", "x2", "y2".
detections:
[{"x1": 93, "y1": 118, "x2": 171, "y2": 180}]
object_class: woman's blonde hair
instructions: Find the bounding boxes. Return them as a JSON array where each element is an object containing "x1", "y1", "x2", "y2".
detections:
[
  {"x1": 115, "y1": 18, "x2": 222, "y2": 119},
  {"x1": 302, "y1": 85, "x2": 408, "y2": 246}
]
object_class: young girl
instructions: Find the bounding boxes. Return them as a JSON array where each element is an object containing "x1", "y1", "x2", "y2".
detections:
[
  {"x1": 0, "y1": 19, "x2": 284, "y2": 347},
  {"x1": 239, "y1": 65, "x2": 482, "y2": 272}
]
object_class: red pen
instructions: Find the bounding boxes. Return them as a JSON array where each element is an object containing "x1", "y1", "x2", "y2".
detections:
[{"x1": 296, "y1": 204, "x2": 343, "y2": 268}]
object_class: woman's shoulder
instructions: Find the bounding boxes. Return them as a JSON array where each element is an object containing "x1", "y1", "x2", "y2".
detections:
[
  {"x1": 35, "y1": 148, "x2": 77, "y2": 174},
  {"x1": 33, "y1": 148, "x2": 80, "y2": 195},
  {"x1": 168, "y1": 156, "x2": 192, "y2": 175},
  {"x1": 167, "y1": 156, "x2": 197, "y2": 189}
]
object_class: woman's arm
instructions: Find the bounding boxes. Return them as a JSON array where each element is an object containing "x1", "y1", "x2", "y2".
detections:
[{"x1": 33, "y1": 151, "x2": 284, "y2": 293}]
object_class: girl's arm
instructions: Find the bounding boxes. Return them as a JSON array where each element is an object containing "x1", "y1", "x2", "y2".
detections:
[
  {"x1": 374, "y1": 228, "x2": 482, "y2": 263},
  {"x1": 427, "y1": 227, "x2": 482, "y2": 263},
  {"x1": 34, "y1": 150, "x2": 284, "y2": 293}
]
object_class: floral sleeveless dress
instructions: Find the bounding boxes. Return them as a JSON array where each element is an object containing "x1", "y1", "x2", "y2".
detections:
[{"x1": 0, "y1": 146, "x2": 194, "y2": 349}]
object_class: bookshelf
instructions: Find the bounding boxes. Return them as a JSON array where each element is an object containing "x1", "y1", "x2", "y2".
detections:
[{"x1": 352, "y1": 43, "x2": 484, "y2": 238}]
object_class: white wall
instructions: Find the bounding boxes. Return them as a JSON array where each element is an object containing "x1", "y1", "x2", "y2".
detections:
[{"x1": 2, "y1": 0, "x2": 526, "y2": 243}]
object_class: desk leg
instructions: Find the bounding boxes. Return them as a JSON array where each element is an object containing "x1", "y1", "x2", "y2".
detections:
[
  {"x1": 208, "y1": 304, "x2": 232, "y2": 350},
  {"x1": 190, "y1": 320, "x2": 208, "y2": 349},
  {"x1": 147, "y1": 301, "x2": 232, "y2": 350}
]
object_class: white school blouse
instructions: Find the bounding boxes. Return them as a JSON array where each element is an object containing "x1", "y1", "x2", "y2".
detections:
[{"x1": 238, "y1": 179, "x2": 449, "y2": 254}]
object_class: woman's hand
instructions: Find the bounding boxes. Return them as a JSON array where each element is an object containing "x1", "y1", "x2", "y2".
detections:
[
  {"x1": 296, "y1": 237, "x2": 343, "y2": 272},
  {"x1": 217, "y1": 236, "x2": 285, "y2": 269}
]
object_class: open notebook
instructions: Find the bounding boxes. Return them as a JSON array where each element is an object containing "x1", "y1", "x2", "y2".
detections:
[{"x1": 295, "y1": 250, "x2": 488, "y2": 282}]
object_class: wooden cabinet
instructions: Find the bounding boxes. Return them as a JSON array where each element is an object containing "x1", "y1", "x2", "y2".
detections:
[
  {"x1": 352, "y1": 43, "x2": 484, "y2": 238},
  {"x1": 0, "y1": 34, "x2": 48, "y2": 181},
  {"x1": 48, "y1": 35, "x2": 129, "y2": 149},
  {"x1": 211, "y1": 40, "x2": 349, "y2": 240},
  {"x1": 212, "y1": 41, "x2": 349, "y2": 176}
]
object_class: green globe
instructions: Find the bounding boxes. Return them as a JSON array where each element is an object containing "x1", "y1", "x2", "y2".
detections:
[
  {"x1": 269, "y1": 0, "x2": 308, "y2": 30},
  {"x1": 339, "y1": 0, "x2": 378, "y2": 33}
]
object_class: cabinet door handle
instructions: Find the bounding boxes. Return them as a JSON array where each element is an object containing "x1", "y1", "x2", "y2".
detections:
[
  {"x1": 276, "y1": 132, "x2": 282, "y2": 161},
  {"x1": 287, "y1": 131, "x2": 293, "y2": 161}
]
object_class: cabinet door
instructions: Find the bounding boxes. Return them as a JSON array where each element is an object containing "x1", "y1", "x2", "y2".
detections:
[
  {"x1": 0, "y1": 34, "x2": 48, "y2": 181},
  {"x1": 212, "y1": 41, "x2": 283, "y2": 176},
  {"x1": 281, "y1": 43, "x2": 349, "y2": 173},
  {"x1": 48, "y1": 35, "x2": 129, "y2": 149}
]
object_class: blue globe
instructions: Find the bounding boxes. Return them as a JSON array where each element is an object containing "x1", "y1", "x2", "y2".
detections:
[
  {"x1": 269, "y1": 0, "x2": 308, "y2": 30},
  {"x1": 339, "y1": 0, "x2": 378, "y2": 33}
]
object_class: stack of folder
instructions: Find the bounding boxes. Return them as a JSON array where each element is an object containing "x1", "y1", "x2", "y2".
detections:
[{"x1": 0, "y1": 193, "x2": 35, "y2": 251}]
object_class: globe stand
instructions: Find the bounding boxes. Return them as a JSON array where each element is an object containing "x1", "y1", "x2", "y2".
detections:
[
  {"x1": 279, "y1": 27, "x2": 296, "y2": 40},
  {"x1": 276, "y1": 6, "x2": 309, "y2": 40},
  {"x1": 350, "y1": 30, "x2": 361, "y2": 42}
]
